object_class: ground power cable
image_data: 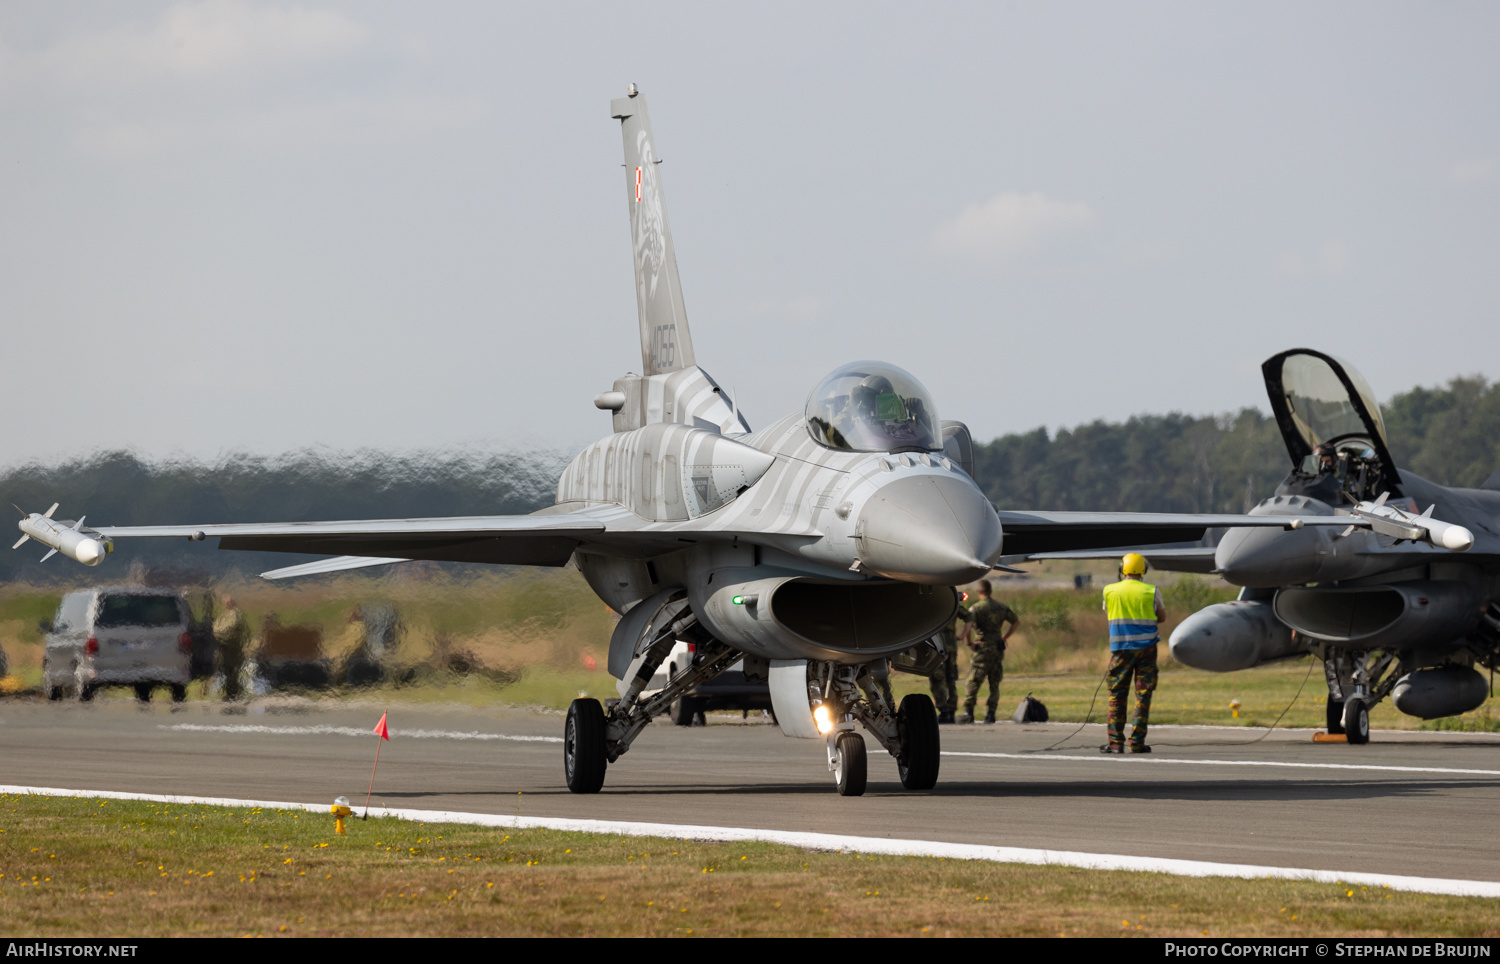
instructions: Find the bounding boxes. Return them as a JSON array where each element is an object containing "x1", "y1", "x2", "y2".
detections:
[{"x1": 1027, "y1": 654, "x2": 1317, "y2": 753}]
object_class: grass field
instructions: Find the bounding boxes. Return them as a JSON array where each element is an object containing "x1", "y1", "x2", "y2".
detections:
[
  {"x1": 5, "y1": 566, "x2": 1497, "y2": 732},
  {"x1": 2, "y1": 793, "x2": 1498, "y2": 938}
]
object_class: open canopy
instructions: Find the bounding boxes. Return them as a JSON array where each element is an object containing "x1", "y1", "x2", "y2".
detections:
[{"x1": 1262, "y1": 348, "x2": 1401, "y2": 496}]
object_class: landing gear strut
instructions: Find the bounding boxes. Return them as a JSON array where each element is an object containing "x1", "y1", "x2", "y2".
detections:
[{"x1": 561, "y1": 602, "x2": 742, "y2": 793}]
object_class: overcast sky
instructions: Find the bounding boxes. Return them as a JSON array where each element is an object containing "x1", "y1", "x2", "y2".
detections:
[{"x1": 1, "y1": 2, "x2": 1496, "y2": 469}]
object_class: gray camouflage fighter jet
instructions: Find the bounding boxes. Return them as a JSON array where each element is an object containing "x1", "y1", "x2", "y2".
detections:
[
  {"x1": 1022, "y1": 349, "x2": 1497, "y2": 744},
  {"x1": 14, "y1": 90, "x2": 1388, "y2": 796}
]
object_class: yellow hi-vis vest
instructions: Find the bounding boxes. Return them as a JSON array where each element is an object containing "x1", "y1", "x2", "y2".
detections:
[{"x1": 1103, "y1": 579, "x2": 1159, "y2": 652}]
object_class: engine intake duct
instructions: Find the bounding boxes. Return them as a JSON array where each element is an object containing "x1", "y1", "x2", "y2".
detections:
[
  {"x1": 701, "y1": 576, "x2": 957, "y2": 662},
  {"x1": 1274, "y1": 581, "x2": 1478, "y2": 650}
]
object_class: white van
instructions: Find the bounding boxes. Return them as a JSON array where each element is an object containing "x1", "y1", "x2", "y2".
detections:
[{"x1": 43, "y1": 588, "x2": 193, "y2": 702}]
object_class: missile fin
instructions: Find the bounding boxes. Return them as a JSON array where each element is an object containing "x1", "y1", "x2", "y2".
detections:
[
  {"x1": 43, "y1": 503, "x2": 59, "y2": 519},
  {"x1": 1419, "y1": 504, "x2": 1435, "y2": 519},
  {"x1": 39, "y1": 548, "x2": 57, "y2": 562},
  {"x1": 1373, "y1": 491, "x2": 1389, "y2": 508},
  {"x1": 12, "y1": 534, "x2": 29, "y2": 549},
  {"x1": 72, "y1": 516, "x2": 86, "y2": 530}
]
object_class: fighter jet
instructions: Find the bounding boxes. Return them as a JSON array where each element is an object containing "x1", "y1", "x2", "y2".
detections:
[
  {"x1": 16, "y1": 90, "x2": 1385, "y2": 795},
  {"x1": 1025, "y1": 349, "x2": 1497, "y2": 744}
]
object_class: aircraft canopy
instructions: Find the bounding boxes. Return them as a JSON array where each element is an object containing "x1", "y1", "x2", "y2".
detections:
[
  {"x1": 1263, "y1": 348, "x2": 1401, "y2": 495},
  {"x1": 805, "y1": 361, "x2": 942, "y2": 454}
]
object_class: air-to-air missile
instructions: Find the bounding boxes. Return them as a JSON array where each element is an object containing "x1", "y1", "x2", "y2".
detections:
[{"x1": 13, "y1": 504, "x2": 112, "y2": 566}]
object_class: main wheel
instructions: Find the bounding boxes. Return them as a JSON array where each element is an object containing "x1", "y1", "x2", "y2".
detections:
[
  {"x1": 564, "y1": 698, "x2": 608, "y2": 793},
  {"x1": 1326, "y1": 696, "x2": 1345, "y2": 735},
  {"x1": 134, "y1": 683, "x2": 154, "y2": 703},
  {"x1": 170, "y1": 684, "x2": 187, "y2": 703},
  {"x1": 833, "y1": 731, "x2": 867, "y2": 797},
  {"x1": 79, "y1": 683, "x2": 97, "y2": 702},
  {"x1": 670, "y1": 695, "x2": 699, "y2": 726},
  {"x1": 1342, "y1": 698, "x2": 1370, "y2": 745},
  {"x1": 897, "y1": 693, "x2": 941, "y2": 790}
]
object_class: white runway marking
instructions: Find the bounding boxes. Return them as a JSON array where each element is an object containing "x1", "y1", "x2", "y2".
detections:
[
  {"x1": 946, "y1": 751, "x2": 1500, "y2": 778},
  {"x1": 159, "y1": 723, "x2": 562, "y2": 743},
  {"x1": 4, "y1": 783, "x2": 1498, "y2": 899}
]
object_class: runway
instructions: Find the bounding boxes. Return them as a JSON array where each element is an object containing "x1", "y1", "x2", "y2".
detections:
[{"x1": 3, "y1": 695, "x2": 1499, "y2": 886}]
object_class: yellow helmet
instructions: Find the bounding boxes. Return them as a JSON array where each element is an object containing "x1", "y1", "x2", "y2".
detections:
[{"x1": 1121, "y1": 553, "x2": 1147, "y2": 576}]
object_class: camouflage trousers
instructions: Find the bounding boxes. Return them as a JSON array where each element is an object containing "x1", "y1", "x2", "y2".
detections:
[
  {"x1": 963, "y1": 645, "x2": 1004, "y2": 715},
  {"x1": 1106, "y1": 644, "x2": 1158, "y2": 749},
  {"x1": 218, "y1": 646, "x2": 244, "y2": 701},
  {"x1": 928, "y1": 645, "x2": 960, "y2": 714}
]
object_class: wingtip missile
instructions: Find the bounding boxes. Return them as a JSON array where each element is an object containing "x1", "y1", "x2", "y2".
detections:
[{"x1": 14, "y1": 505, "x2": 111, "y2": 566}]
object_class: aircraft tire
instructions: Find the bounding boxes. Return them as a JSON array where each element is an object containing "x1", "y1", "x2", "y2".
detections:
[
  {"x1": 170, "y1": 684, "x2": 187, "y2": 703},
  {"x1": 1326, "y1": 696, "x2": 1345, "y2": 735},
  {"x1": 134, "y1": 683, "x2": 153, "y2": 703},
  {"x1": 897, "y1": 693, "x2": 941, "y2": 790},
  {"x1": 1342, "y1": 699, "x2": 1370, "y2": 745},
  {"x1": 80, "y1": 683, "x2": 97, "y2": 702},
  {"x1": 833, "y1": 731, "x2": 867, "y2": 797},
  {"x1": 564, "y1": 698, "x2": 608, "y2": 793},
  {"x1": 670, "y1": 696, "x2": 699, "y2": 726}
]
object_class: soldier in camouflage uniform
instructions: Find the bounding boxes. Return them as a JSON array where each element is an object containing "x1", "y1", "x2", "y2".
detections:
[
  {"x1": 1101, "y1": 553, "x2": 1166, "y2": 754},
  {"x1": 929, "y1": 605, "x2": 973, "y2": 723},
  {"x1": 959, "y1": 580, "x2": 1019, "y2": 724}
]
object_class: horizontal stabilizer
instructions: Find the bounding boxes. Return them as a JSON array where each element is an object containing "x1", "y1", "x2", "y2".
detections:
[{"x1": 261, "y1": 555, "x2": 412, "y2": 581}]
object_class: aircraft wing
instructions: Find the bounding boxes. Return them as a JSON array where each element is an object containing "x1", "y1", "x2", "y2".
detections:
[
  {"x1": 94, "y1": 511, "x2": 612, "y2": 569},
  {"x1": 91, "y1": 503, "x2": 823, "y2": 574},
  {"x1": 1006, "y1": 546, "x2": 1219, "y2": 574},
  {"x1": 992, "y1": 510, "x2": 1361, "y2": 556}
]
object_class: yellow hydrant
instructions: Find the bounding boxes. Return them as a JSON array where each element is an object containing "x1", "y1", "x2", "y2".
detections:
[
  {"x1": 331, "y1": 795, "x2": 353, "y2": 835},
  {"x1": 1230, "y1": 699, "x2": 1241, "y2": 719}
]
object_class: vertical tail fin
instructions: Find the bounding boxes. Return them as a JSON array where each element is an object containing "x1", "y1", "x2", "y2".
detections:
[{"x1": 611, "y1": 86, "x2": 697, "y2": 376}]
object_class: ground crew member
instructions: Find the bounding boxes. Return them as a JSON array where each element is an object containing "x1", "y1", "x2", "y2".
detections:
[
  {"x1": 930, "y1": 603, "x2": 973, "y2": 723},
  {"x1": 1101, "y1": 553, "x2": 1166, "y2": 754},
  {"x1": 959, "y1": 580, "x2": 1019, "y2": 724},
  {"x1": 213, "y1": 595, "x2": 250, "y2": 701}
]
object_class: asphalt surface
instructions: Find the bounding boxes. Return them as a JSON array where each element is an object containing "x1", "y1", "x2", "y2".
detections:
[{"x1": 4, "y1": 693, "x2": 1500, "y2": 882}]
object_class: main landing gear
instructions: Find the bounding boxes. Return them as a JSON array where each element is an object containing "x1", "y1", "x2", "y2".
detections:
[{"x1": 563, "y1": 602, "x2": 742, "y2": 794}]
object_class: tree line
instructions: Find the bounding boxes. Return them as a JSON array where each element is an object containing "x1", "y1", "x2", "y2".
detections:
[
  {"x1": 976, "y1": 376, "x2": 1500, "y2": 512},
  {"x1": 2, "y1": 377, "x2": 1496, "y2": 580}
]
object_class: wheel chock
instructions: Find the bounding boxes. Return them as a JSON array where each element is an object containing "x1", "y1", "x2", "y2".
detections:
[{"x1": 1312, "y1": 731, "x2": 1348, "y2": 743}]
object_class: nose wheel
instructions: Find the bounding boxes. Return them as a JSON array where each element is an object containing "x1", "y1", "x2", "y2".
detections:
[
  {"x1": 830, "y1": 731, "x2": 867, "y2": 796},
  {"x1": 1341, "y1": 698, "x2": 1370, "y2": 745}
]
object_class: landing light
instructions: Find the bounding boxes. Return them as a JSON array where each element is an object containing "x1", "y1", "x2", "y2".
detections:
[{"x1": 813, "y1": 703, "x2": 835, "y2": 735}]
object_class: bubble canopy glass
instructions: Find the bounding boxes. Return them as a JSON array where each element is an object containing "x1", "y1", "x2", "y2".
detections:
[{"x1": 805, "y1": 361, "x2": 942, "y2": 453}]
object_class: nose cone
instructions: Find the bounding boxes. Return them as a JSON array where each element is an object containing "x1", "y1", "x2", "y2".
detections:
[
  {"x1": 1215, "y1": 525, "x2": 1325, "y2": 588},
  {"x1": 856, "y1": 475, "x2": 1003, "y2": 584},
  {"x1": 74, "y1": 538, "x2": 105, "y2": 566}
]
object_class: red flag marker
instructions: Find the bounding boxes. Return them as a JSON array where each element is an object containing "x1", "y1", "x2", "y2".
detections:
[{"x1": 363, "y1": 712, "x2": 389, "y2": 819}]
